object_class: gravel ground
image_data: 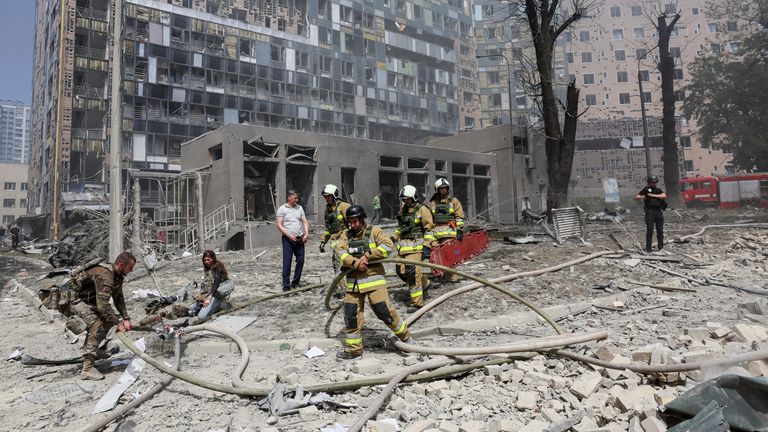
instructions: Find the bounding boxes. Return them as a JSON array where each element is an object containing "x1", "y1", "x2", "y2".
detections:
[{"x1": 1, "y1": 208, "x2": 768, "y2": 431}]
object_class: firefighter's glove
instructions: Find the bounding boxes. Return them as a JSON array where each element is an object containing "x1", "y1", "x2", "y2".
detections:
[
  {"x1": 421, "y1": 246, "x2": 432, "y2": 262},
  {"x1": 319, "y1": 241, "x2": 326, "y2": 253},
  {"x1": 456, "y1": 231, "x2": 464, "y2": 241}
]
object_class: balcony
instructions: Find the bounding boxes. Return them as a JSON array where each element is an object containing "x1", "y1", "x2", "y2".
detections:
[
  {"x1": 76, "y1": 7, "x2": 109, "y2": 22},
  {"x1": 75, "y1": 45, "x2": 107, "y2": 60},
  {"x1": 73, "y1": 85, "x2": 107, "y2": 99},
  {"x1": 72, "y1": 128, "x2": 106, "y2": 140}
]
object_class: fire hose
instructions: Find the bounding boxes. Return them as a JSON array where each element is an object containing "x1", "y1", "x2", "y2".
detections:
[{"x1": 102, "y1": 250, "x2": 768, "y2": 431}]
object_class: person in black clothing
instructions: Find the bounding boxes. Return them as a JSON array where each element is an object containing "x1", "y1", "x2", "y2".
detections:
[
  {"x1": 9, "y1": 225, "x2": 20, "y2": 249},
  {"x1": 635, "y1": 176, "x2": 667, "y2": 252}
]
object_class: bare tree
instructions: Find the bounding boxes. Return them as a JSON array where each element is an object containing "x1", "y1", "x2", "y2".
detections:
[
  {"x1": 506, "y1": 0, "x2": 598, "y2": 215},
  {"x1": 655, "y1": 10, "x2": 682, "y2": 206}
]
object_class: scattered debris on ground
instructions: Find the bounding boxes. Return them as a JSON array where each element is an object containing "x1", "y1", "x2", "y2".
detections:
[{"x1": 2, "y1": 208, "x2": 768, "y2": 431}]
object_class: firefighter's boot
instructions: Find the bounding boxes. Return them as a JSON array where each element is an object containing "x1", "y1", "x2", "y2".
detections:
[{"x1": 336, "y1": 350, "x2": 362, "y2": 360}]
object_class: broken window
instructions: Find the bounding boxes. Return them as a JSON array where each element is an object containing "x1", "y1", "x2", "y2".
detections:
[
  {"x1": 286, "y1": 145, "x2": 316, "y2": 162},
  {"x1": 452, "y1": 162, "x2": 469, "y2": 174},
  {"x1": 435, "y1": 160, "x2": 446, "y2": 172},
  {"x1": 407, "y1": 158, "x2": 428, "y2": 170},
  {"x1": 243, "y1": 137, "x2": 279, "y2": 158},
  {"x1": 379, "y1": 156, "x2": 402, "y2": 168},
  {"x1": 341, "y1": 167, "x2": 356, "y2": 202},
  {"x1": 474, "y1": 165, "x2": 490, "y2": 176},
  {"x1": 209, "y1": 144, "x2": 223, "y2": 161}
]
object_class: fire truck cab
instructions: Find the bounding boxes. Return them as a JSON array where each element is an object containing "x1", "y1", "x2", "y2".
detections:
[{"x1": 681, "y1": 174, "x2": 768, "y2": 208}]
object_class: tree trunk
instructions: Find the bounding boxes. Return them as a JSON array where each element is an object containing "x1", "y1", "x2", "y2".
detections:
[
  {"x1": 546, "y1": 82, "x2": 580, "y2": 214},
  {"x1": 658, "y1": 15, "x2": 682, "y2": 207}
]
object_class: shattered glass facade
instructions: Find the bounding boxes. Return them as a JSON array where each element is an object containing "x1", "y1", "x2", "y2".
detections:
[{"x1": 29, "y1": 0, "x2": 479, "y2": 219}]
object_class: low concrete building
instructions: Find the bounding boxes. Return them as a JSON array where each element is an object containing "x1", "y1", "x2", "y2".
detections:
[
  {"x1": 425, "y1": 125, "x2": 549, "y2": 223},
  {"x1": 0, "y1": 162, "x2": 29, "y2": 226},
  {"x1": 181, "y1": 124, "x2": 508, "y2": 248}
]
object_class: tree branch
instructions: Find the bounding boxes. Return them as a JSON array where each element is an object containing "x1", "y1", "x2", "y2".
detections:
[{"x1": 553, "y1": 10, "x2": 583, "y2": 41}]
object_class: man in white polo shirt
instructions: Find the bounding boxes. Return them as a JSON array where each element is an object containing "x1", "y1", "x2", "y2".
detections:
[{"x1": 276, "y1": 190, "x2": 310, "y2": 291}]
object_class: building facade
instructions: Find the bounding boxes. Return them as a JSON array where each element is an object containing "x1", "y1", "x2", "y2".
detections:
[
  {"x1": 471, "y1": 2, "x2": 568, "y2": 129},
  {"x1": 0, "y1": 163, "x2": 30, "y2": 226},
  {"x1": 180, "y1": 124, "x2": 499, "y2": 249},
  {"x1": 29, "y1": 0, "x2": 480, "y2": 232},
  {"x1": 565, "y1": 0, "x2": 733, "y2": 179},
  {"x1": 0, "y1": 101, "x2": 32, "y2": 164}
]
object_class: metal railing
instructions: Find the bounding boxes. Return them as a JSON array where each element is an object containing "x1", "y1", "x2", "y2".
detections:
[{"x1": 179, "y1": 203, "x2": 237, "y2": 252}]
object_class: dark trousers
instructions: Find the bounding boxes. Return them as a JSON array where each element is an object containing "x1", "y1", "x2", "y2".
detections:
[
  {"x1": 12, "y1": 234, "x2": 19, "y2": 249},
  {"x1": 645, "y1": 208, "x2": 664, "y2": 251},
  {"x1": 281, "y1": 236, "x2": 305, "y2": 289}
]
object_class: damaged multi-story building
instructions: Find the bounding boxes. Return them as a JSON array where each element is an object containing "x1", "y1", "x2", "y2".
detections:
[{"x1": 28, "y1": 0, "x2": 480, "y2": 233}]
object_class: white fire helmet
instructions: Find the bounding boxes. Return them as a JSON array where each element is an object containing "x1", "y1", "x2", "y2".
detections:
[
  {"x1": 399, "y1": 185, "x2": 418, "y2": 201},
  {"x1": 322, "y1": 184, "x2": 340, "y2": 199},
  {"x1": 435, "y1": 178, "x2": 450, "y2": 190}
]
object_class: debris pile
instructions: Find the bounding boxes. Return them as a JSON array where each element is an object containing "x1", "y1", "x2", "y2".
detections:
[{"x1": 1, "y1": 208, "x2": 768, "y2": 431}]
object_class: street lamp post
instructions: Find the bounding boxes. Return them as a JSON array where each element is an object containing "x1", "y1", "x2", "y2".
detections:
[
  {"x1": 637, "y1": 51, "x2": 653, "y2": 180},
  {"x1": 477, "y1": 54, "x2": 519, "y2": 222}
]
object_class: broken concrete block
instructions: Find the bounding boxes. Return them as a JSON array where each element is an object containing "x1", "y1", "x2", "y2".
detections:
[
  {"x1": 367, "y1": 419, "x2": 400, "y2": 432},
  {"x1": 747, "y1": 360, "x2": 768, "y2": 376},
  {"x1": 572, "y1": 416, "x2": 599, "y2": 432},
  {"x1": 684, "y1": 327, "x2": 710, "y2": 340},
  {"x1": 595, "y1": 346, "x2": 617, "y2": 362},
  {"x1": 459, "y1": 420, "x2": 485, "y2": 432},
  {"x1": 603, "y1": 355, "x2": 631, "y2": 380},
  {"x1": 711, "y1": 327, "x2": 731, "y2": 339},
  {"x1": 733, "y1": 324, "x2": 768, "y2": 343},
  {"x1": 682, "y1": 350, "x2": 712, "y2": 363},
  {"x1": 738, "y1": 300, "x2": 765, "y2": 315},
  {"x1": 298, "y1": 405, "x2": 318, "y2": 422},
  {"x1": 404, "y1": 420, "x2": 436, "y2": 432},
  {"x1": 410, "y1": 383, "x2": 427, "y2": 395},
  {"x1": 518, "y1": 420, "x2": 549, "y2": 432},
  {"x1": 484, "y1": 365, "x2": 504, "y2": 376},
  {"x1": 653, "y1": 389, "x2": 677, "y2": 406},
  {"x1": 631, "y1": 344, "x2": 661, "y2": 364},
  {"x1": 352, "y1": 358, "x2": 381, "y2": 374},
  {"x1": 650, "y1": 346, "x2": 672, "y2": 366},
  {"x1": 570, "y1": 372, "x2": 602, "y2": 400},
  {"x1": 623, "y1": 258, "x2": 641, "y2": 268},
  {"x1": 541, "y1": 407, "x2": 564, "y2": 423},
  {"x1": 438, "y1": 421, "x2": 460, "y2": 432},
  {"x1": 613, "y1": 301, "x2": 625, "y2": 309},
  {"x1": 611, "y1": 385, "x2": 657, "y2": 413},
  {"x1": 516, "y1": 391, "x2": 538, "y2": 410},
  {"x1": 640, "y1": 416, "x2": 667, "y2": 432},
  {"x1": 486, "y1": 419, "x2": 524, "y2": 432},
  {"x1": 403, "y1": 356, "x2": 419, "y2": 366},
  {"x1": 426, "y1": 380, "x2": 449, "y2": 395}
]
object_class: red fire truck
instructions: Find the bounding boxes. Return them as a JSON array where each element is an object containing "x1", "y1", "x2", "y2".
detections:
[{"x1": 681, "y1": 174, "x2": 768, "y2": 208}]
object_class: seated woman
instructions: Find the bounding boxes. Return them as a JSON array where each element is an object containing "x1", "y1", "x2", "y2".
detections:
[
  {"x1": 194, "y1": 250, "x2": 229, "y2": 318},
  {"x1": 145, "y1": 250, "x2": 231, "y2": 323}
]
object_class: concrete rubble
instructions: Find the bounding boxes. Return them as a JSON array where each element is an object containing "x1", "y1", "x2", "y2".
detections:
[{"x1": 1, "y1": 208, "x2": 768, "y2": 431}]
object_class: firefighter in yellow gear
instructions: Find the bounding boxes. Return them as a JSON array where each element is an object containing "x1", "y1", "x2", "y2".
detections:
[
  {"x1": 319, "y1": 184, "x2": 351, "y2": 272},
  {"x1": 429, "y1": 178, "x2": 466, "y2": 282},
  {"x1": 335, "y1": 205, "x2": 412, "y2": 359},
  {"x1": 392, "y1": 185, "x2": 436, "y2": 312}
]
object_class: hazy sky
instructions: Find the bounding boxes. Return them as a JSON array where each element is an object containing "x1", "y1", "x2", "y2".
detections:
[{"x1": 0, "y1": 2, "x2": 36, "y2": 105}]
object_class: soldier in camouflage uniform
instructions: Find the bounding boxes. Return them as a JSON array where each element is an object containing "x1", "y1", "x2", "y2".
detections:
[{"x1": 68, "y1": 252, "x2": 136, "y2": 380}]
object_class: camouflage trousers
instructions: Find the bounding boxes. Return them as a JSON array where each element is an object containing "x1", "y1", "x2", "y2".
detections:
[{"x1": 70, "y1": 302, "x2": 113, "y2": 357}]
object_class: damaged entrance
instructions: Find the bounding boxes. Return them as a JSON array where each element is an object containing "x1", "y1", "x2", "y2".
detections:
[
  {"x1": 244, "y1": 138, "x2": 279, "y2": 220},
  {"x1": 286, "y1": 145, "x2": 317, "y2": 217},
  {"x1": 379, "y1": 155, "x2": 402, "y2": 220}
]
